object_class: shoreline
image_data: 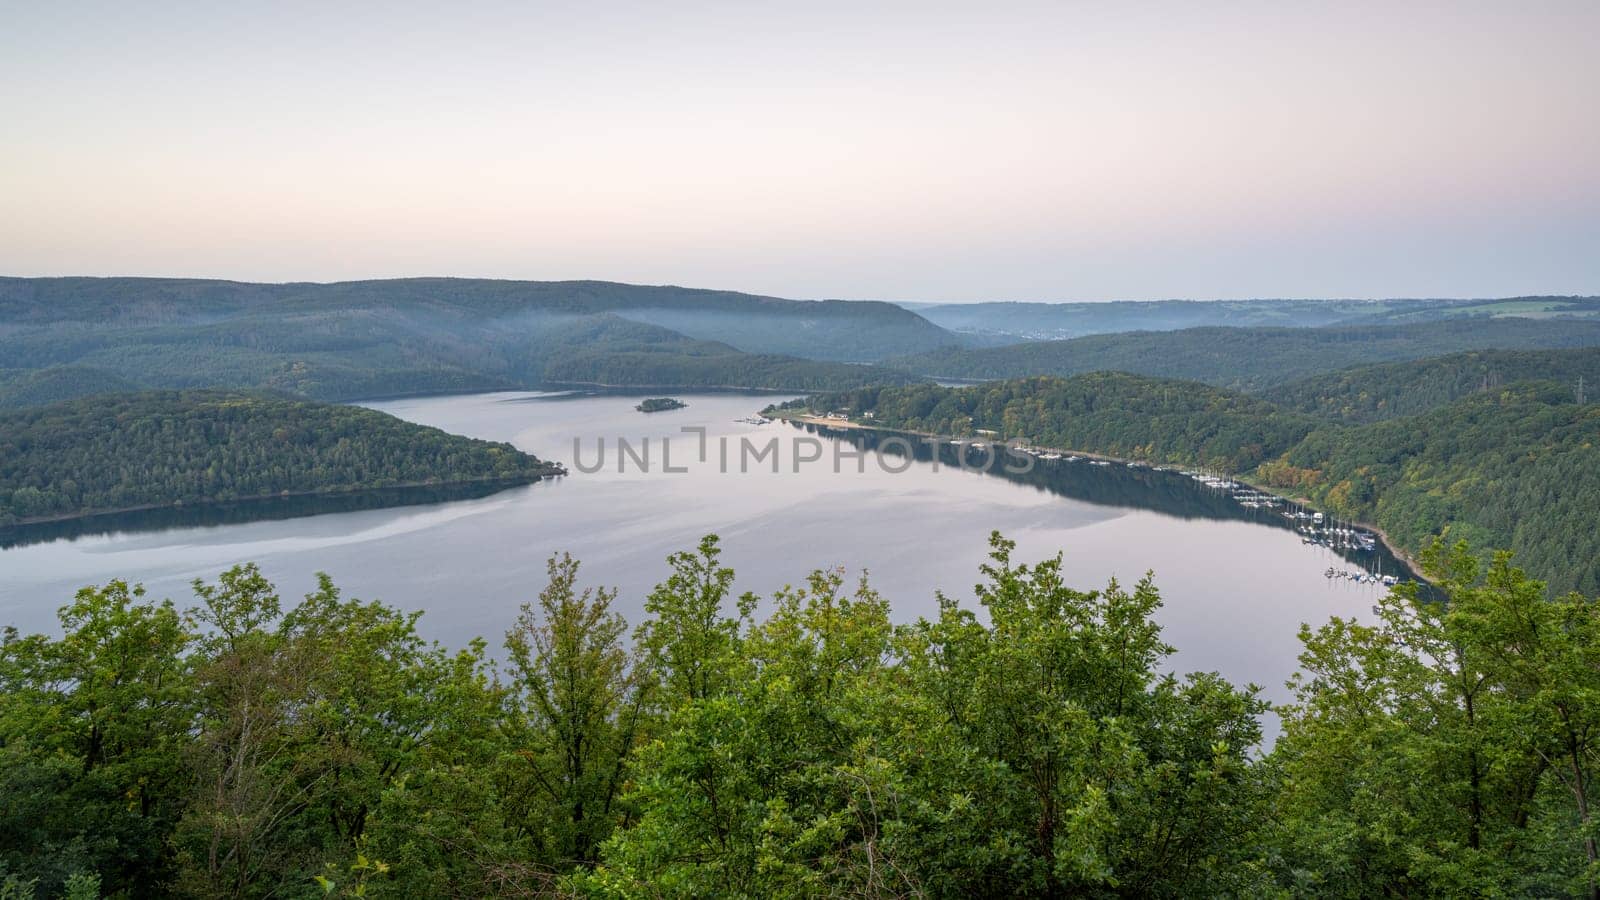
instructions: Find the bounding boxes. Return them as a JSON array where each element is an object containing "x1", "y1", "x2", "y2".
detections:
[
  {"x1": 0, "y1": 470, "x2": 563, "y2": 529},
  {"x1": 524, "y1": 380, "x2": 851, "y2": 395},
  {"x1": 785, "y1": 412, "x2": 1424, "y2": 580},
  {"x1": 351, "y1": 381, "x2": 851, "y2": 403}
]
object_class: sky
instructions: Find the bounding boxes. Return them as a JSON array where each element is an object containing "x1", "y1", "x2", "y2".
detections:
[{"x1": 2, "y1": 1, "x2": 1597, "y2": 302}]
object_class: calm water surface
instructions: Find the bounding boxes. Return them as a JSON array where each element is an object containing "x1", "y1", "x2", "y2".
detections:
[{"x1": 0, "y1": 391, "x2": 1399, "y2": 716}]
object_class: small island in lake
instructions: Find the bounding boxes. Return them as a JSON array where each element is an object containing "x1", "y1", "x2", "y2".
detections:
[{"x1": 636, "y1": 397, "x2": 688, "y2": 413}]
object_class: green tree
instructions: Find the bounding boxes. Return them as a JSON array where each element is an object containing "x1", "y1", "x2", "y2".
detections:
[
  {"x1": 503, "y1": 553, "x2": 649, "y2": 870},
  {"x1": 173, "y1": 566, "x2": 497, "y2": 898},
  {"x1": 1270, "y1": 541, "x2": 1600, "y2": 896},
  {"x1": 587, "y1": 566, "x2": 917, "y2": 897},
  {"x1": 920, "y1": 533, "x2": 1269, "y2": 897},
  {"x1": 634, "y1": 535, "x2": 755, "y2": 707},
  {"x1": 0, "y1": 581, "x2": 191, "y2": 896}
]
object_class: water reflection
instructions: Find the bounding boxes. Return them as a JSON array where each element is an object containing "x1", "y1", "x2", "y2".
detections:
[
  {"x1": 798, "y1": 421, "x2": 1423, "y2": 586},
  {"x1": 0, "y1": 481, "x2": 544, "y2": 551}
]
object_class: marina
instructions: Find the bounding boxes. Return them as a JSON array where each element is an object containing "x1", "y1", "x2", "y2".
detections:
[{"x1": 940, "y1": 439, "x2": 1413, "y2": 587}]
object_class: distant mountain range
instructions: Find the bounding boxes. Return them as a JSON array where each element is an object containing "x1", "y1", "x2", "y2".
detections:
[
  {"x1": 0, "y1": 277, "x2": 949, "y2": 403},
  {"x1": 0, "y1": 277, "x2": 956, "y2": 362},
  {"x1": 889, "y1": 319, "x2": 1600, "y2": 391},
  {"x1": 904, "y1": 295, "x2": 1600, "y2": 341},
  {"x1": 5, "y1": 277, "x2": 1600, "y2": 408}
]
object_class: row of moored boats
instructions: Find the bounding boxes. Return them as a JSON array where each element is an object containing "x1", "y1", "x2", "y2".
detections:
[{"x1": 1327, "y1": 567, "x2": 1399, "y2": 586}]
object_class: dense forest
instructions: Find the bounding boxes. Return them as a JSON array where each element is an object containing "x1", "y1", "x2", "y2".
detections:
[
  {"x1": 802, "y1": 373, "x2": 1600, "y2": 594},
  {"x1": 1271, "y1": 382, "x2": 1600, "y2": 594},
  {"x1": 888, "y1": 319, "x2": 1600, "y2": 390},
  {"x1": 0, "y1": 368, "x2": 140, "y2": 411},
  {"x1": 1262, "y1": 346, "x2": 1600, "y2": 422},
  {"x1": 0, "y1": 391, "x2": 558, "y2": 525},
  {"x1": 805, "y1": 374, "x2": 1318, "y2": 472},
  {"x1": 2, "y1": 536, "x2": 1597, "y2": 897}
]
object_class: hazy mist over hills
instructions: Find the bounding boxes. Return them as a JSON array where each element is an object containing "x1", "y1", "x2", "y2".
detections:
[
  {"x1": 0, "y1": 277, "x2": 942, "y2": 403},
  {"x1": 906, "y1": 295, "x2": 1600, "y2": 341}
]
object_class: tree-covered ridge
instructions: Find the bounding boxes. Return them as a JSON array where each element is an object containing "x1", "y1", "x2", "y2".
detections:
[
  {"x1": 888, "y1": 318, "x2": 1600, "y2": 391},
  {"x1": 0, "y1": 367, "x2": 139, "y2": 410},
  {"x1": 3, "y1": 537, "x2": 1598, "y2": 897},
  {"x1": 0, "y1": 276, "x2": 933, "y2": 325},
  {"x1": 1270, "y1": 382, "x2": 1600, "y2": 594},
  {"x1": 805, "y1": 375, "x2": 1600, "y2": 594},
  {"x1": 0, "y1": 276, "x2": 959, "y2": 364},
  {"x1": 0, "y1": 391, "x2": 558, "y2": 525},
  {"x1": 0, "y1": 306, "x2": 921, "y2": 402},
  {"x1": 812, "y1": 373, "x2": 1318, "y2": 472},
  {"x1": 526, "y1": 316, "x2": 918, "y2": 392},
  {"x1": 1262, "y1": 346, "x2": 1600, "y2": 422}
]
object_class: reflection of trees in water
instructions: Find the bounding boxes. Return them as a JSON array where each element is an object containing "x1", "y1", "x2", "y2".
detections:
[
  {"x1": 808, "y1": 423, "x2": 1418, "y2": 581},
  {"x1": 0, "y1": 482, "x2": 533, "y2": 550}
]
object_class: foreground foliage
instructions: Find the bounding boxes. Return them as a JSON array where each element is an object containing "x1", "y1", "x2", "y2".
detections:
[{"x1": 2, "y1": 536, "x2": 1598, "y2": 896}]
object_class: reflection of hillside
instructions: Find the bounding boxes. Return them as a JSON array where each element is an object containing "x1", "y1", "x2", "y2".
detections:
[
  {"x1": 805, "y1": 423, "x2": 1417, "y2": 580},
  {"x1": 0, "y1": 482, "x2": 530, "y2": 550}
]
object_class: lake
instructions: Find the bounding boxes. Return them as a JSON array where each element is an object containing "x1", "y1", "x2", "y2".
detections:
[{"x1": 0, "y1": 390, "x2": 1400, "y2": 719}]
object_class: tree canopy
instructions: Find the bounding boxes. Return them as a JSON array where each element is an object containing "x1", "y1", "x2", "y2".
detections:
[
  {"x1": 0, "y1": 391, "x2": 557, "y2": 525},
  {"x1": 3, "y1": 536, "x2": 1598, "y2": 896}
]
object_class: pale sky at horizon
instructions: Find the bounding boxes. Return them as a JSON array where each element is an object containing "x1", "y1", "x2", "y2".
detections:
[{"x1": 3, "y1": 1, "x2": 1597, "y2": 302}]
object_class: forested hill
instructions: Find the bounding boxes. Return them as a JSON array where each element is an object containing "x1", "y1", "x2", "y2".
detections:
[
  {"x1": 517, "y1": 315, "x2": 918, "y2": 391},
  {"x1": 1263, "y1": 346, "x2": 1600, "y2": 422},
  {"x1": 0, "y1": 366, "x2": 139, "y2": 410},
  {"x1": 0, "y1": 391, "x2": 558, "y2": 525},
  {"x1": 0, "y1": 276, "x2": 959, "y2": 362},
  {"x1": 0, "y1": 282, "x2": 932, "y2": 402},
  {"x1": 887, "y1": 318, "x2": 1600, "y2": 390},
  {"x1": 808, "y1": 374, "x2": 1319, "y2": 472},
  {"x1": 803, "y1": 375, "x2": 1600, "y2": 594},
  {"x1": 1265, "y1": 381, "x2": 1600, "y2": 593}
]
